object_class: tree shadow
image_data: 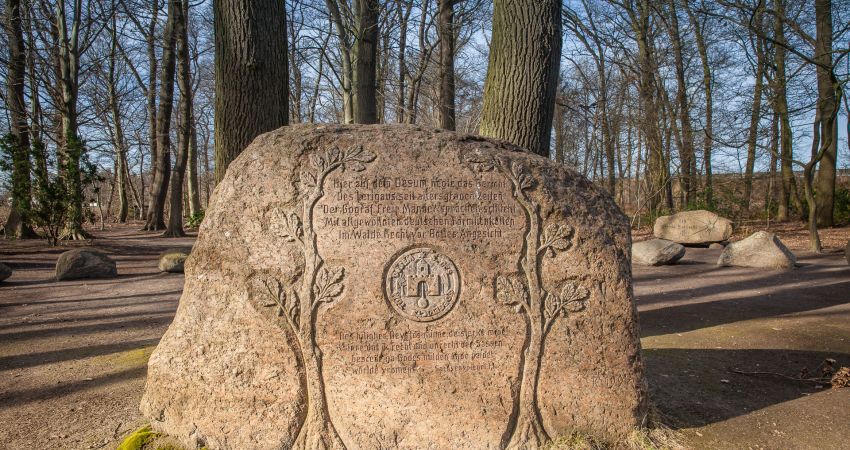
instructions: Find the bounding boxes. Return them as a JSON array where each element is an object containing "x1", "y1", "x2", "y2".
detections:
[
  {"x1": 637, "y1": 267, "x2": 850, "y2": 337},
  {"x1": 0, "y1": 365, "x2": 147, "y2": 410},
  {"x1": 0, "y1": 338, "x2": 160, "y2": 372},
  {"x1": 643, "y1": 348, "x2": 849, "y2": 429},
  {"x1": 0, "y1": 315, "x2": 175, "y2": 342}
]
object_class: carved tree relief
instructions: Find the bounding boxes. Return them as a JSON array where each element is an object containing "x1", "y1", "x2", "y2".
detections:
[
  {"x1": 465, "y1": 152, "x2": 589, "y2": 450},
  {"x1": 258, "y1": 145, "x2": 376, "y2": 450}
]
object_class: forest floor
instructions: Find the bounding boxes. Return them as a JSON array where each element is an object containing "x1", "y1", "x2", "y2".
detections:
[{"x1": 0, "y1": 221, "x2": 848, "y2": 449}]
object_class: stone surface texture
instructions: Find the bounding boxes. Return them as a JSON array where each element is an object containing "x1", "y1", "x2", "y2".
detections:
[
  {"x1": 158, "y1": 248, "x2": 190, "y2": 273},
  {"x1": 141, "y1": 125, "x2": 647, "y2": 450},
  {"x1": 632, "y1": 239, "x2": 686, "y2": 266},
  {"x1": 654, "y1": 210, "x2": 733, "y2": 244},
  {"x1": 54, "y1": 249, "x2": 117, "y2": 281},
  {"x1": 717, "y1": 231, "x2": 796, "y2": 269},
  {"x1": 0, "y1": 262, "x2": 11, "y2": 282}
]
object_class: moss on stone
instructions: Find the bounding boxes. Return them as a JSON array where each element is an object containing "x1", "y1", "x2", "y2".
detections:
[{"x1": 116, "y1": 425, "x2": 156, "y2": 450}]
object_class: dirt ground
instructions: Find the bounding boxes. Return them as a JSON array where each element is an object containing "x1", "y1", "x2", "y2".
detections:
[{"x1": 0, "y1": 222, "x2": 848, "y2": 449}]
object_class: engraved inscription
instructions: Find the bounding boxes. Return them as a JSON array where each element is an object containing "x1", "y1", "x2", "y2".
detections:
[{"x1": 385, "y1": 247, "x2": 460, "y2": 322}]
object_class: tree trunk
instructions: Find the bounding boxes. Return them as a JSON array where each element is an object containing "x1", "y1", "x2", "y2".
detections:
[
  {"x1": 144, "y1": 0, "x2": 158, "y2": 219},
  {"x1": 56, "y1": 0, "x2": 88, "y2": 240},
  {"x1": 684, "y1": 0, "x2": 713, "y2": 207},
  {"x1": 396, "y1": 1, "x2": 411, "y2": 123},
  {"x1": 773, "y1": 0, "x2": 799, "y2": 221},
  {"x1": 631, "y1": 0, "x2": 664, "y2": 214},
  {"x1": 187, "y1": 113, "x2": 202, "y2": 217},
  {"x1": 813, "y1": 0, "x2": 837, "y2": 227},
  {"x1": 214, "y1": 0, "x2": 289, "y2": 184},
  {"x1": 352, "y1": 0, "x2": 378, "y2": 124},
  {"x1": 437, "y1": 0, "x2": 455, "y2": 130},
  {"x1": 3, "y1": 0, "x2": 36, "y2": 238},
  {"x1": 108, "y1": 9, "x2": 129, "y2": 223},
  {"x1": 144, "y1": 0, "x2": 180, "y2": 231},
  {"x1": 744, "y1": 17, "x2": 766, "y2": 212},
  {"x1": 479, "y1": 0, "x2": 561, "y2": 157},
  {"x1": 666, "y1": 0, "x2": 696, "y2": 206},
  {"x1": 164, "y1": 0, "x2": 190, "y2": 237}
]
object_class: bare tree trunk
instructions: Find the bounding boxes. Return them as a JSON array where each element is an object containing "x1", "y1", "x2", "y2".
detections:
[
  {"x1": 187, "y1": 113, "x2": 201, "y2": 216},
  {"x1": 666, "y1": 0, "x2": 696, "y2": 206},
  {"x1": 56, "y1": 0, "x2": 88, "y2": 240},
  {"x1": 325, "y1": 0, "x2": 354, "y2": 123},
  {"x1": 437, "y1": 0, "x2": 455, "y2": 130},
  {"x1": 214, "y1": 0, "x2": 289, "y2": 183},
  {"x1": 773, "y1": 0, "x2": 799, "y2": 222},
  {"x1": 3, "y1": 0, "x2": 36, "y2": 238},
  {"x1": 164, "y1": 0, "x2": 190, "y2": 237},
  {"x1": 684, "y1": 0, "x2": 713, "y2": 207},
  {"x1": 812, "y1": 0, "x2": 837, "y2": 227},
  {"x1": 744, "y1": 11, "x2": 766, "y2": 212},
  {"x1": 144, "y1": 0, "x2": 158, "y2": 219},
  {"x1": 479, "y1": 0, "x2": 562, "y2": 157},
  {"x1": 108, "y1": 7, "x2": 129, "y2": 223},
  {"x1": 395, "y1": 0, "x2": 412, "y2": 123},
  {"x1": 144, "y1": 0, "x2": 180, "y2": 231},
  {"x1": 352, "y1": 0, "x2": 379, "y2": 123}
]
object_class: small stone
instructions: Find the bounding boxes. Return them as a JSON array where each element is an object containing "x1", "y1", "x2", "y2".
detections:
[
  {"x1": 654, "y1": 210, "x2": 733, "y2": 245},
  {"x1": 717, "y1": 231, "x2": 796, "y2": 269},
  {"x1": 158, "y1": 248, "x2": 190, "y2": 273},
  {"x1": 709, "y1": 242, "x2": 725, "y2": 249},
  {"x1": 55, "y1": 249, "x2": 117, "y2": 281},
  {"x1": 0, "y1": 262, "x2": 12, "y2": 282},
  {"x1": 632, "y1": 239, "x2": 686, "y2": 266}
]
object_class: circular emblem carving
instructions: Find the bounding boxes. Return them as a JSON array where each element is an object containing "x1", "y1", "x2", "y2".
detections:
[{"x1": 384, "y1": 247, "x2": 460, "y2": 322}]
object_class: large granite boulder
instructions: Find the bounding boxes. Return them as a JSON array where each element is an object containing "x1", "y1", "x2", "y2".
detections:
[
  {"x1": 158, "y1": 248, "x2": 190, "y2": 273},
  {"x1": 654, "y1": 210, "x2": 733, "y2": 245},
  {"x1": 632, "y1": 239, "x2": 686, "y2": 266},
  {"x1": 55, "y1": 249, "x2": 117, "y2": 281},
  {"x1": 717, "y1": 231, "x2": 796, "y2": 269},
  {"x1": 0, "y1": 262, "x2": 11, "y2": 282},
  {"x1": 141, "y1": 125, "x2": 647, "y2": 449}
]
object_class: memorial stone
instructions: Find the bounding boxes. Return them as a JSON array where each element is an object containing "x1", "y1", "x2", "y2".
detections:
[
  {"x1": 653, "y1": 210, "x2": 733, "y2": 245},
  {"x1": 141, "y1": 125, "x2": 647, "y2": 449}
]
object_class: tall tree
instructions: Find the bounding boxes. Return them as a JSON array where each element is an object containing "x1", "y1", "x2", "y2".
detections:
[
  {"x1": 164, "y1": 0, "x2": 190, "y2": 237},
  {"x1": 352, "y1": 0, "x2": 379, "y2": 123},
  {"x1": 812, "y1": 0, "x2": 837, "y2": 227},
  {"x1": 684, "y1": 0, "x2": 714, "y2": 207},
  {"x1": 144, "y1": 0, "x2": 180, "y2": 230},
  {"x1": 213, "y1": 0, "x2": 289, "y2": 184},
  {"x1": 772, "y1": 0, "x2": 799, "y2": 221},
  {"x1": 743, "y1": 5, "x2": 766, "y2": 211},
  {"x1": 665, "y1": 0, "x2": 696, "y2": 206},
  {"x1": 108, "y1": 2, "x2": 130, "y2": 223},
  {"x1": 479, "y1": 0, "x2": 562, "y2": 157},
  {"x1": 3, "y1": 0, "x2": 36, "y2": 238},
  {"x1": 437, "y1": 0, "x2": 455, "y2": 130}
]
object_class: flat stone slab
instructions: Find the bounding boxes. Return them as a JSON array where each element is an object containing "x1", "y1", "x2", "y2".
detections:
[
  {"x1": 55, "y1": 249, "x2": 117, "y2": 281},
  {"x1": 0, "y1": 262, "x2": 11, "y2": 282},
  {"x1": 654, "y1": 210, "x2": 733, "y2": 245},
  {"x1": 632, "y1": 239, "x2": 686, "y2": 266},
  {"x1": 717, "y1": 231, "x2": 796, "y2": 269},
  {"x1": 158, "y1": 248, "x2": 190, "y2": 273},
  {"x1": 141, "y1": 125, "x2": 647, "y2": 449}
]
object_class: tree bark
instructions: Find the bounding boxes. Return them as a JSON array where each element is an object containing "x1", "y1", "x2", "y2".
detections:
[
  {"x1": 352, "y1": 0, "x2": 379, "y2": 124},
  {"x1": 812, "y1": 0, "x2": 837, "y2": 227},
  {"x1": 108, "y1": 7, "x2": 129, "y2": 223},
  {"x1": 666, "y1": 0, "x2": 696, "y2": 206},
  {"x1": 773, "y1": 0, "x2": 799, "y2": 221},
  {"x1": 164, "y1": 0, "x2": 190, "y2": 237},
  {"x1": 744, "y1": 10, "x2": 766, "y2": 212},
  {"x1": 214, "y1": 0, "x2": 289, "y2": 184},
  {"x1": 3, "y1": 0, "x2": 36, "y2": 238},
  {"x1": 684, "y1": 0, "x2": 713, "y2": 207},
  {"x1": 479, "y1": 0, "x2": 562, "y2": 157},
  {"x1": 437, "y1": 0, "x2": 455, "y2": 130},
  {"x1": 144, "y1": 0, "x2": 180, "y2": 231}
]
